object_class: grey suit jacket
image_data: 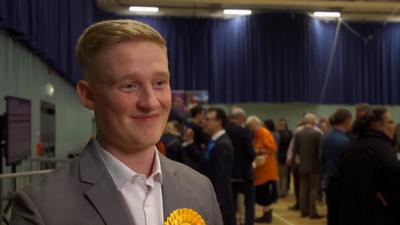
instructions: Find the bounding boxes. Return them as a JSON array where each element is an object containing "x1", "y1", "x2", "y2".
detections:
[
  {"x1": 292, "y1": 126, "x2": 322, "y2": 174},
  {"x1": 10, "y1": 140, "x2": 223, "y2": 225}
]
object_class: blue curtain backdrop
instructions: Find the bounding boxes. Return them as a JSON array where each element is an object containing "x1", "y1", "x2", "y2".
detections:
[
  {"x1": 1, "y1": 0, "x2": 400, "y2": 104},
  {"x1": 0, "y1": 0, "x2": 96, "y2": 83}
]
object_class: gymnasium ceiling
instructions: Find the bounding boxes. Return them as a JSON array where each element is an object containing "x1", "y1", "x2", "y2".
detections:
[{"x1": 96, "y1": 0, "x2": 400, "y2": 22}]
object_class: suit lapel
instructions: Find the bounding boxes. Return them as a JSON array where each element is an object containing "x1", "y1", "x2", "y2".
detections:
[
  {"x1": 160, "y1": 154, "x2": 211, "y2": 225},
  {"x1": 79, "y1": 141, "x2": 132, "y2": 225},
  {"x1": 160, "y1": 154, "x2": 180, "y2": 220},
  {"x1": 84, "y1": 176, "x2": 132, "y2": 225}
]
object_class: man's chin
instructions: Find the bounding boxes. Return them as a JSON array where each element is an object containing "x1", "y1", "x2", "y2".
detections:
[
  {"x1": 120, "y1": 142, "x2": 157, "y2": 153},
  {"x1": 134, "y1": 137, "x2": 162, "y2": 149}
]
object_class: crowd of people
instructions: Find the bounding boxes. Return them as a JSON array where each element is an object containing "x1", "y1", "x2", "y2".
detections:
[{"x1": 159, "y1": 103, "x2": 400, "y2": 225}]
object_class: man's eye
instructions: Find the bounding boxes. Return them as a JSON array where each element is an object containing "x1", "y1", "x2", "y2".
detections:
[
  {"x1": 120, "y1": 83, "x2": 139, "y2": 92},
  {"x1": 153, "y1": 80, "x2": 169, "y2": 89}
]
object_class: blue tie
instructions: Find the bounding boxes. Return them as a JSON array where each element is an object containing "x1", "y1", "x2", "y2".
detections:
[{"x1": 205, "y1": 140, "x2": 216, "y2": 160}]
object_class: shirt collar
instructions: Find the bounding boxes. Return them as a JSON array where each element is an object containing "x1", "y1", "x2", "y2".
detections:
[
  {"x1": 93, "y1": 139, "x2": 162, "y2": 190},
  {"x1": 296, "y1": 125, "x2": 323, "y2": 134},
  {"x1": 211, "y1": 129, "x2": 226, "y2": 141},
  {"x1": 332, "y1": 127, "x2": 345, "y2": 134}
]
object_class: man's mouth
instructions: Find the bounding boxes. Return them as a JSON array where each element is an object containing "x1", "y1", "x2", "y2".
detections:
[{"x1": 132, "y1": 114, "x2": 160, "y2": 121}]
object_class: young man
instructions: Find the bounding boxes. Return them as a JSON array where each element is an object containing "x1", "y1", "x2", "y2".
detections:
[{"x1": 11, "y1": 20, "x2": 223, "y2": 225}]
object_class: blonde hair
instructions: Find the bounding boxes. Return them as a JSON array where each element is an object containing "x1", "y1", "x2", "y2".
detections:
[
  {"x1": 246, "y1": 115, "x2": 262, "y2": 127},
  {"x1": 76, "y1": 19, "x2": 166, "y2": 80},
  {"x1": 230, "y1": 106, "x2": 246, "y2": 118},
  {"x1": 304, "y1": 113, "x2": 318, "y2": 125}
]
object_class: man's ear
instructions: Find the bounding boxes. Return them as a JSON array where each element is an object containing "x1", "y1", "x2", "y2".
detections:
[{"x1": 76, "y1": 80, "x2": 95, "y2": 110}]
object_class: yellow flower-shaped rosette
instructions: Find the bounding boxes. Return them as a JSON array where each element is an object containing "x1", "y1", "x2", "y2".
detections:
[{"x1": 164, "y1": 208, "x2": 206, "y2": 225}]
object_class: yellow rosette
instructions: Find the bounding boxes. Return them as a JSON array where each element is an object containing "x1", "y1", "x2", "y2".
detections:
[{"x1": 164, "y1": 208, "x2": 206, "y2": 225}]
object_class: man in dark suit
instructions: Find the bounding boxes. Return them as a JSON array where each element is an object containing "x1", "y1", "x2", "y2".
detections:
[
  {"x1": 188, "y1": 105, "x2": 209, "y2": 150},
  {"x1": 225, "y1": 107, "x2": 255, "y2": 225},
  {"x1": 201, "y1": 107, "x2": 235, "y2": 225},
  {"x1": 11, "y1": 19, "x2": 223, "y2": 225}
]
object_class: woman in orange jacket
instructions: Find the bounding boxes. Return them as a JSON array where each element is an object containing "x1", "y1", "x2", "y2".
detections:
[{"x1": 246, "y1": 115, "x2": 278, "y2": 223}]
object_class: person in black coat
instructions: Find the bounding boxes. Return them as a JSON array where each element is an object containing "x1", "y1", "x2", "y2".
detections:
[
  {"x1": 184, "y1": 107, "x2": 235, "y2": 225},
  {"x1": 161, "y1": 121, "x2": 184, "y2": 162},
  {"x1": 339, "y1": 106, "x2": 400, "y2": 225},
  {"x1": 187, "y1": 105, "x2": 209, "y2": 150},
  {"x1": 276, "y1": 118, "x2": 292, "y2": 198},
  {"x1": 349, "y1": 103, "x2": 370, "y2": 141},
  {"x1": 225, "y1": 107, "x2": 255, "y2": 225}
]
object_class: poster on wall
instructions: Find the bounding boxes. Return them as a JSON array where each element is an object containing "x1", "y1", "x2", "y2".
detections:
[
  {"x1": 5, "y1": 96, "x2": 32, "y2": 165},
  {"x1": 186, "y1": 90, "x2": 209, "y2": 109},
  {"x1": 171, "y1": 90, "x2": 187, "y2": 115},
  {"x1": 170, "y1": 90, "x2": 209, "y2": 121},
  {"x1": 170, "y1": 90, "x2": 188, "y2": 124}
]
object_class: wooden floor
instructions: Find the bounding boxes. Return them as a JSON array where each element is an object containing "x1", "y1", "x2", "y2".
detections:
[{"x1": 238, "y1": 192, "x2": 327, "y2": 225}]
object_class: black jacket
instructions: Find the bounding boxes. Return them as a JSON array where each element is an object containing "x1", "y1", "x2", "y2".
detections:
[
  {"x1": 225, "y1": 122, "x2": 255, "y2": 181},
  {"x1": 188, "y1": 121, "x2": 209, "y2": 149},
  {"x1": 161, "y1": 133, "x2": 183, "y2": 163},
  {"x1": 198, "y1": 133, "x2": 234, "y2": 225},
  {"x1": 339, "y1": 130, "x2": 400, "y2": 225},
  {"x1": 185, "y1": 133, "x2": 235, "y2": 210},
  {"x1": 277, "y1": 130, "x2": 292, "y2": 164}
]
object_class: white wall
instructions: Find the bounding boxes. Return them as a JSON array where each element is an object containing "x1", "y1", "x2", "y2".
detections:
[{"x1": 0, "y1": 29, "x2": 93, "y2": 160}]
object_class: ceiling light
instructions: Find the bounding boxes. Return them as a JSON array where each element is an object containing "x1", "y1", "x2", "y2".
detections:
[
  {"x1": 313, "y1": 11, "x2": 341, "y2": 18},
  {"x1": 223, "y1": 9, "x2": 252, "y2": 16},
  {"x1": 129, "y1": 6, "x2": 159, "y2": 13},
  {"x1": 45, "y1": 83, "x2": 55, "y2": 96}
]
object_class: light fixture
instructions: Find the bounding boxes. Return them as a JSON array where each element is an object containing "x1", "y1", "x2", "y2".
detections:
[
  {"x1": 45, "y1": 83, "x2": 55, "y2": 96},
  {"x1": 223, "y1": 9, "x2": 252, "y2": 16},
  {"x1": 129, "y1": 6, "x2": 159, "y2": 13},
  {"x1": 313, "y1": 11, "x2": 341, "y2": 18}
]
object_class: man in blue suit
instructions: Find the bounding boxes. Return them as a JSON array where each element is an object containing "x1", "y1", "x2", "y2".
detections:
[{"x1": 201, "y1": 107, "x2": 235, "y2": 225}]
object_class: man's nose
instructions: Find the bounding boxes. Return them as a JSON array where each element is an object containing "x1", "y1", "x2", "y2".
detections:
[{"x1": 137, "y1": 85, "x2": 159, "y2": 111}]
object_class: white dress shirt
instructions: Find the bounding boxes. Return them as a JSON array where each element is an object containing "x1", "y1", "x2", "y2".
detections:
[
  {"x1": 94, "y1": 139, "x2": 164, "y2": 225},
  {"x1": 211, "y1": 129, "x2": 226, "y2": 141},
  {"x1": 182, "y1": 129, "x2": 226, "y2": 147}
]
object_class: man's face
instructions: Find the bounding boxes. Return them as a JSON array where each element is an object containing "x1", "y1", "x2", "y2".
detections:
[
  {"x1": 319, "y1": 122, "x2": 330, "y2": 133},
  {"x1": 277, "y1": 121, "x2": 286, "y2": 132},
  {"x1": 196, "y1": 110, "x2": 206, "y2": 126},
  {"x1": 344, "y1": 117, "x2": 353, "y2": 132},
  {"x1": 381, "y1": 112, "x2": 395, "y2": 140},
  {"x1": 203, "y1": 111, "x2": 220, "y2": 136},
  {"x1": 356, "y1": 109, "x2": 368, "y2": 120},
  {"x1": 87, "y1": 40, "x2": 171, "y2": 152}
]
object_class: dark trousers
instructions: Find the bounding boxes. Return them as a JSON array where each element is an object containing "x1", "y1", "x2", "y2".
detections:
[
  {"x1": 221, "y1": 204, "x2": 234, "y2": 225},
  {"x1": 299, "y1": 173, "x2": 320, "y2": 216},
  {"x1": 291, "y1": 165, "x2": 300, "y2": 206},
  {"x1": 278, "y1": 164, "x2": 289, "y2": 197},
  {"x1": 326, "y1": 177, "x2": 341, "y2": 225},
  {"x1": 232, "y1": 181, "x2": 255, "y2": 225}
]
